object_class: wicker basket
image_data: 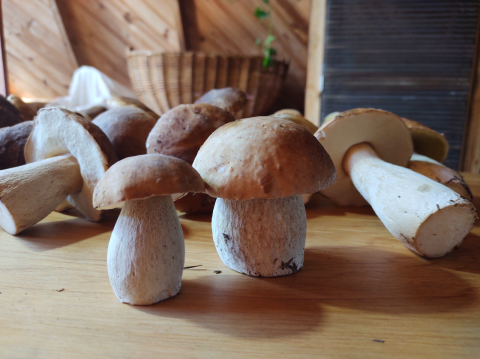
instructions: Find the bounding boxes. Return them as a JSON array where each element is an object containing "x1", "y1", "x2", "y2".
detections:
[{"x1": 126, "y1": 50, "x2": 289, "y2": 117}]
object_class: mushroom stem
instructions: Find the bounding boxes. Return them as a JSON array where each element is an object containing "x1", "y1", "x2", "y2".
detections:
[
  {"x1": 107, "y1": 195, "x2": 184, "y2": 305},
  {"x1": 408, "y1": 153, "x2": 473, "y2": 201},
  {"x1": 344, "y1": 143, "x2": 476, "y2": 258},
  {"x1": 212, "y1": 196, "x2": 306, "y2": 277},
  {"x1": 0, "y1": 155, "x2": 82, "y2": 235}
]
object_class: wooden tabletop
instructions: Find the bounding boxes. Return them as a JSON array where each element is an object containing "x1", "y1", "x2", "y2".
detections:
[{"x1": 1, "y1": 174, "x2": 480, "y2": 358}]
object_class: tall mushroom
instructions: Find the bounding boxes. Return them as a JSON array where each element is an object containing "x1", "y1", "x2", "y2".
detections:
[
  {"x1": 315, "y1": 108, "x2": 476, "y2": 258},
  {"x1": 93, "y1": 154, "x2": 204, "y2": 305},
  {"x1": 193, "y1": 117, "x2": 336, "y2": 277},
  {"x1": 146, "y1": 103, "x2": 235, "y2": 214},
  {"x1": 0, "y1": 108, "x2": 117, "y2": 234}
]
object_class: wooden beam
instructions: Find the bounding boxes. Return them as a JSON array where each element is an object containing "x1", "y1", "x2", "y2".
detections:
[
  {"x1": 51, "y1": 0, "x2": 78, "y2": 69},
  {"x1": 462, "y1": 9, "x2": 480, "y2": 173},
  {"x1": 304, "y1": 0, "x2": 327, "y2": 126},
  {"x1": 0, "y1": 0, "x2": 8, "y2": 96}
]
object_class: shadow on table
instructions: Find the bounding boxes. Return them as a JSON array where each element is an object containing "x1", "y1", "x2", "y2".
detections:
[
  {"x1": 276, "y1": 246, "x2": 478, "y2": 315},
  {"x1": 179, "y1": 213, "x2": 212, "y2": 223},
  {"x1": 135, "y1": 274, "x2": 324, "y2": 339},
  {"x1": 15, "y1": 216, "x2": 114, "y2": 251},
  {"x1": 429, "y1": 233, "x2": 480, "y2": 275}
]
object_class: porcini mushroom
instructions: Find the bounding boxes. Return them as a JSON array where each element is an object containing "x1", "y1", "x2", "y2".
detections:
[
  {"x1": 7, "y1": 95, "x2": 37, "y2": 122},
  {"x1": 193, "y1": 117, "x2": 336, "y2": 277},
  {"x1": 147, "y1": 103, "x2": 235, "y2": 214},
  {"x1": 93, "y1": 154, "x2": 204, "y2": 305},
  {"x1": 316, "y1": 108, "x2": 476, "y2": 258},
  {"x1": 0, "y1": 108, "x2": 117, "y2": 234},
  {"x1": 194, "y1": 87, "x2": 247, "y2": 118},
  {"x1": 0, "y1": 121, "x2": 33, "y2": 169},
  {"x1": 0, "y1": 95, "x2": 24, "y2": 128},
  {"x1": 93, "y1": 107, "x2": 157, "y2": 159}
]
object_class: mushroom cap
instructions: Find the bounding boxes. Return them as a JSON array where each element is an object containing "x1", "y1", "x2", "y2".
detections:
[
  {"x1": 93, "y1": 154, "x2": 205, "y2": 210},
  {"x1": 194, "y1": 87, "x2": 247, "y2": 117},
  {"x1": 193, "y1": 116, "x2": 336, "y2": 201},
  {"x1": 106, "y1": 96, "x2": 159, "y2": 120},
  {"x1": 272, "y1": 109, "x2": 318, "y2": 134},
  {"x1": 0, "y1": 121, "x2": 33, "y2": 169},
  {"x1": 25, "y1": 108, "x2": 117, "y2": 221},
  {"x1": 93, "y1": 107, "x2": 157, "y2": 160},
  {"x1": 401, "y1": 117, "x2": 449, "y2": 163},
  {"x1": 0, "y1": 94, "x2": 24, "y2": 128},
  {"x1": 315, "y1": 108, "x2": 413, "y2": 206},
  {"x1": 7, "y1": 95, "x2": 37, "y2": 122},
  {"x1": 146, "y1": 103, "x2": 235, "y2": 164}
]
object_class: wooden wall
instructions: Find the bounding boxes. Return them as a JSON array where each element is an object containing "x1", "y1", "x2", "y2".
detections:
[{"x1": 2, "y1": 0, "x2": 310, "y2": 111}]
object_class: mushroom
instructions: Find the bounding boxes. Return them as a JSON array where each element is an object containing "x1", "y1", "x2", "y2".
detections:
[
  {"x1": 106, "y1": 96, "x2": 159, "y2": 120},
  {"x1": 78, "y1": 105, "x2": 107, "y2": 120},
  {"x1": 193, "y1": 117, "x2": 336, "y2": 277},
  {"x1": 194, "y1": 87, "x2": 247, "y2": 118},
  {"x1": 0, "y1": 121, "x2": 33, "y2": 170},
  {"x1": 401, "y1": 117, "x2": 449, "y2": 163},
  {"x1": 315, "y1": 108, "x2": 476, "y2": 258},
  {"x1": 408, "y1": 153, "x2": 472, "y2": 201},
  {"x1": 147, "y1": 103, "x2": 235, "y2": 214},
  {"x1": 0, "y1": 95, "x2": 24, "y2": 128},
  {"x1": 0, "y1": 108, "x2": 117, "y2": 234},
  {"x1": 93, "y1": 107, "x2": 157, "y2": 160},
  {"x1": 93, "y1": 154, "x2": 205, "y2": 305}
]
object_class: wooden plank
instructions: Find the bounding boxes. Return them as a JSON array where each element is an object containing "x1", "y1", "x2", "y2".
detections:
[
  {"x1": 305, "y1": 0, "x2": 327, "y2": 125},
  {"x1": 1, "y1": 175, "x2": 480, "y2": 357},
  {"x1": 462, "y1": 10, "x2": 480, "y2": 173},
  {"x1": 0, "y1": 0, "x2": 8, "y2": 96}
]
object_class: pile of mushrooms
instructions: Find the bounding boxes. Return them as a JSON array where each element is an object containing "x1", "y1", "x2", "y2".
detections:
[
  {"x1": 315, "y1": 108, "x2": 476, "y2": 258},
  {"x1": 0, "y1": 107, "x2": 117, "y2": 234}
]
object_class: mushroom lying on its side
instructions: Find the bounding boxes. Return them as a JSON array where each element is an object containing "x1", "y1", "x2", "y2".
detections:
[
  {"x1": 93, "y1": 154, "x2": 204, "y2": 305},
  {"x1": 193, "y1": 117, "x2": 336, "y2": 277}
]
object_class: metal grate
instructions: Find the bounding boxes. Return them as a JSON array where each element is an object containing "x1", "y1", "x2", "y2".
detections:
[{"x1": 321, "y1": 0, "x2": 479, "y2": 169}]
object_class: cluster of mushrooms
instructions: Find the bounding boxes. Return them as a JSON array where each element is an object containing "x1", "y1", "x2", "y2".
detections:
[{"x1": 0, "y1": 88, "x2": 476, "y2": 305}]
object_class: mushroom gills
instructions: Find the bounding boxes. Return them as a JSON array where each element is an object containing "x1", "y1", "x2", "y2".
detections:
[
  {"x1": 344, "y1": 143, "x2": 476, "y2": 258},
  {"x1": 0, "y1": 155, "x2": 82, "y2": 235},
  {"x1": 107, "y1": 195, "x2": 185, "y2": 305},
  {"x1": 212, "y1": 195, "x2": 306, "y2": 277}
]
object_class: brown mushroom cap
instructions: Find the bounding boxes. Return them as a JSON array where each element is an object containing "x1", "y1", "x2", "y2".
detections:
[
  {"x1": 401, "y1": 117, "x2": 449, "y2": 163},
  {"x1": 93, "y1": 107, "x2": 157, "y2": 160},
  {"x1": 106, "y1": 96, "x2": 159, "y2": 120},
  {"x1": 0, "y1": 121, "x2": 33, "y2": 169},
  {"x1": 272, "y1": 109, "x2": 318, "y2": 134},
  {"x1": 93, "y1": 154, "x2": 205, "y2": 210},
  {"x1": 193, "y1": 116, "x2": 336, "y2": 201},
  {"x1": 146, "y1": 104, "x2": 235, "y2": 164},
  {"x1": 25, "y1": 108, "x2": 117, "y2": 221},
  {"x1": 0, "y1": 95, "x2": 24, "y2": 128},
  {"x1": 194, "y1": 88, "x2": 247, "y2": 117},
  {"x1": 315, "y1": 108, "x2": 413, "y2": 206}
]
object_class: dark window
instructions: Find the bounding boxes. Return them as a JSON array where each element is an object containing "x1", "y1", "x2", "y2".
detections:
[{"x1": 322, "y1": 0, "x2": 479, "y2": 169}]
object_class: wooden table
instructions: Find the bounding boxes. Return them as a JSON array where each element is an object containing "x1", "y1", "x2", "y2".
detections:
[{"x1": 1, "y1": 174, "x2": 480, "y2": 358}]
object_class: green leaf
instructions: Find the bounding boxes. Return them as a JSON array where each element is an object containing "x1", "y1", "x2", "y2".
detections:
[
  {"x1": 264, "y1": 34, "x2": 276, "y2": 46},
  {"x1": 255, "y1": 38, "x2": 261, "y2": 46},
  {"x1": 262, "y1": 56, "x2": 273, "y2": 69},
  {"x1": 262, "y1": 0, "x2": 270, "y2": 4},
  {"x1": 254, "y1": 7, "x2": 268, "y2": 20},
  {"x1": 269, "y1": 47, "x2": 277, "y2": 56}
]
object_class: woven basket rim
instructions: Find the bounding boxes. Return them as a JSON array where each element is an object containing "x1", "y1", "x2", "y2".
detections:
[{"x1": 126, "y1": 49, "x2": 290, "y2": 65}]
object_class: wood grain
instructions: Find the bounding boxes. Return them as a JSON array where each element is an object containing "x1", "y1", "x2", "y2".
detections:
[{"x1": 1, "y1": 174, "x2": 480, "y2": 357}]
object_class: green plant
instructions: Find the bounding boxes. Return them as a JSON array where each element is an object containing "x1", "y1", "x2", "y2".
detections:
[{"x1": 254, "y1": 0, "x2": 277, "y2": 69}]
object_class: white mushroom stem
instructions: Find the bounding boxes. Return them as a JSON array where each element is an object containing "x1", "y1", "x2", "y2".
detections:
[
  {"x1": 408, "y1": 153, "x2": 472, "y2": 201},
  {"x1": 212, "y1": 195, "x2": 306, "y2": 277},
  {"x1": 0, "y1": 155, "x2": 82, "y2": 235},
  {"x1": 344, "y1": 143, "x2": 476, "y2": 258},
  {"x1": 107, "y1": 195, "x2": 184, "y2": 305}
]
